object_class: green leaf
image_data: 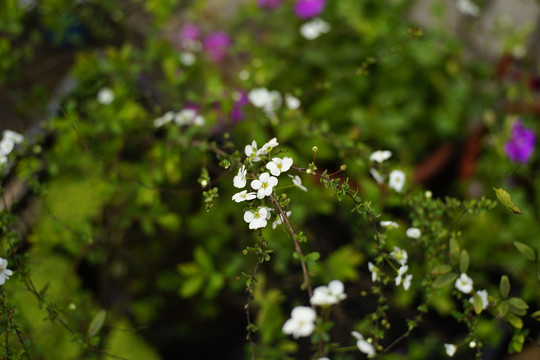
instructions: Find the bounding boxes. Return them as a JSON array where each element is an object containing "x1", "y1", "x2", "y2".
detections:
[
  {"x1": 179, "y1": 275, "x2": 205, "y2": 298},
  {"x1": 506, "y1": 313, "x2": 523, "y2": 329},
  {"x1": 459, "y1": 250, "x2": 469, "y2": 273},
  {"x1": 508, "y1": 297, "x2": 529, "y2": 310},
  {"x1": 473, "y1": 293, "x2": 483, "y2": 314},
  {"x1": 23, "y1": 339, "x2": 31, "y2": 349},
  {"x1": 87, "y1": 310, "x2": 107, "y2": 338},
  {"x1": 531, "y1": 310, "x2": 540, "y2": 321},
  {"x1": 513, "y1": 241, "x2": 536, "y2": 261},
  {"x1": 510, "y1": 333, "x2": 525, "y2": 353},
  {"x1": 493, "y1": 188, "x2": 523, "y2": 214},
  {"x1": 431, "y1": 264, "x2": 452, "y2": 276},
  {"x1": 500, "y1": 275, "x2": 510, "y2": 298},
  {"x1": 498, "y1": 301, "x2": 508, "y2": 318},
  {"x1": 432, "y1": 272, "x2": 458, "y2": 289},
  {"x1": 194, "y1": 246, "x2": 213, "y2": 272}
]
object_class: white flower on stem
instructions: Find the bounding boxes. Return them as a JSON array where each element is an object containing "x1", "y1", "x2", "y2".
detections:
[
  {"x1": 380, "y1": 221, "x2": 399, "y2": 229},
  {"x1": 444, "y1": 343, "x2": 457, "y2": 357},
  {"x1": 389, "y1": 170, "x2": 405, "y2": 192},
  {"x1": 251, "y1": 172, "x2": 278, "y2": 199},
  {"x1": 174, "y1": 109, "x2": 196, "y2": 126},
  {"x1": 0, "y1": 139, "x2": 15, "y2": 156},
  {"x1": 0, "y1": 258, "x2": 13, "y2": 285},
  {"x1": 153, "y1": 111, "x2": 175, "y2": 128},
  {"x1": 406, "y1": 227, "x2": 421, "y2": 239},
  {"x1": 370, "y1": 150, "x2": 392, "y2": 163},
  {"x1": 258, "y1": 137, "x2": 279, "y2": 156},
  {"x1": 469, "y1": 289, "x2": 489, "y2": 310},
  {"x1": 390, "y1": 246, "x2": 408, "y2": 266},
  {"x1": 352, "y1": 331, "x2": 375, "y2": 357},
  {"x1": 243, "y1": 208, "x2": 268, "y2": 229},
  {"x1": 282, "y1": 306, "x2": 316, "y2": 339},
  {"x1": 285, "y1": 93, "x2": 301, "y2": 110},
  {"x1": 179, "y1": 52, "x2": 196, "y2": 66},
  {"x1": 455, "y1": 273, "x2": 474, "y2": 294},
  {"x1": 403, "y1": 274, "x2": 413, "y2": 290},
  {"x1": 369, "y1": 168, "x2": 385, "y2": 184},
  {"x1": 395, "y1": 265, "x2": 409, "y2": 286},
  {"x1": 233, "y1": 165, "x2": 247, "y2": 188},
  {"x1": 266, "y1": 157, "x2": 293, "y2": 176},
  {"x1": 310, "y1": 280, "x2": 347, "y2": 306},
  {"x1": 289, "y1": 175, "x2": 308, "y2": 192},
  {"x1": 97, "y1": 88, "x2": 114, "y2": 104},
  {"x1": 3, "y1": 130, "x2": 23, "y2": 145},
  {"x1": 456, "y1": 0, "x2": 479, "y2": 17},
  {"x1": 232, "y1": 190, "x2": 256, "y2": 203},
  {"x1": 248, "y1": 88, "x2": 282, "y2": 115},
  {"x1": 245, "y1": 141, "x2": 261, "y2": 163},
  {"x1": 368, "y1": 262, "x2": 380, "y2": 282},
  {"x1": 300, "y1": 18, "x2": 331, "y2": 40},
  {"x1": 272, "y1": 211, "x2": 291, "y2": 229}
]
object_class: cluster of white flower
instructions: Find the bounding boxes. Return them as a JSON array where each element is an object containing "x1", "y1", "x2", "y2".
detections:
[
  {"x1": 390, "y1": 246, "x2": 413, "y2": 290},
  {"x1": 97, "y1": 87, "x2": 114, "y2": 105},
  {"x1": 0, "y1": 130, "x2": 24, "y2": 165},
  {"x1": 369, "y1": 150, "x2": 406, "y2": 192},
  {"x1": 0, "y1": 258, "x2": 13, "y2": 285},
  {"x1": 352, "y1": 331, "x2": 375, "y2": 357},
  {"x1": 455, "y1": 273, "x2": 489, "y2": 308},
  {"x1": 300, "y1": 18, "x2": 330, "y2": 40},
  {"x1": 231, "y1": 138, "x2": 307, "y2": 230},
  {"x1": 153, "y1": 108, "x2": 205, "y2": 128},
  {"x1": 310, "y1": 279, "x2": 346, "y2": 306},
  {"x1": 248, "y1": 88, "x2": 301, "y2": 117}
]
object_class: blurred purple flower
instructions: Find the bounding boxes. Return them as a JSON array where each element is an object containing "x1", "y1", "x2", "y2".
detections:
[
  {"x1": 231, "y1": 90, "x2": 249, "y2": 123},
  {"x1": 504, "y1": 120, "x2": 536, "y2": 163},
  {"x1": 294, "y1": 0, "x2": 326, "y2": 19},
  {"x1": 178, "y1": 23, "x2": 201, "y2": 50},
  {"x1": 258, "y1": 0, "x2": 282, "y2": 10},
  {"x1": 204, "y1": 31, "x2": 232, "y2": 63}
]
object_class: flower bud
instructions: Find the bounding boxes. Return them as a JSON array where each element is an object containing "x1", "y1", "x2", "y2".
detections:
[
  {"x1": 312, "y1": 146, "x2": 318, "y2": 152},
  {"x1": 340, "y1": 164, "x2": 347, "y2": 171}
]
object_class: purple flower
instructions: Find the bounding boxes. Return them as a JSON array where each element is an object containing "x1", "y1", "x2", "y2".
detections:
[
  {"x1": 231, "y1": 90, "x2": 249, "y2": 123},
  {"x1": 177, "y1": 23, "x2": 201, "y2": 50},
  {"x1": 294, "y1": 0, "x2": 326, "y2": 19},
  {"x1": 257, "y1": 0, "x2": 282, "y2": 9},
  {"x1": 204, "y1": 31, "x2": 232, "y2": 63},
  {"x1": 504, "y1": 120, "x2": 536, "y2": 163}
]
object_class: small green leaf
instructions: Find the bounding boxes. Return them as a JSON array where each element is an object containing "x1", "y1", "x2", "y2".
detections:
[
  {"x1": 508, "y1": 297, "x2": 529, "y2": 310},
  {"x1": 500, "y1": 275, "x2": 510, "y2": 298},
  {"x1": 513, "y1": 241, "x2": 536, "y2": 261},
  {"x1": 531, "y1": 310, "x2": 540, "y2": 321},
  {"x1": 87, "y1": 310, "x2": 107, "y2": 338},
  {"x1": 493, "y1": 188, "x2": 522, "y2": 214},
  {"x1": 432, "y1": 272, "x2": 458, "y2": 289},
  {"x1": 473, "y1": 293, "x2": 483, "y2": 314},
  {"x1": 194, "y1": 246, "x2": 213, "y2": 272},
  {"x1": 431, "y1": 264, "x2": 452, "y2": 276},
  {"x1": 459, "y1": 250, "x2": 469, "y2": 273},
  {"x1": 498, "y1": 301, "x2": 508, "y2": 318},
  {"x1": 179, "y1": 275, "x2": 205, "y2": 298},
  {"x1": 510, "y1": 333, "x2": 525, "y2": 353},
  {"x1": 23, "y1": 339, "x2": 31, "y2": 349},
  {"x1": 506, "y1": 313, "x2": 523, "y2": 329}
]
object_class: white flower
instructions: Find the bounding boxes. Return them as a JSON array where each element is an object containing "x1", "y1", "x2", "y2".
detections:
[
  {"x1": 3, "y1": 130, "x2": 23, "y2": 145},
  {"x1": 285, "y1": 93, "x2": 301, "y2": 110},
  {"x1": 380, "y1": 221, "x2": 399, "y2": 229},
  {"x1": 456, "y1": 0, "x2": 479, "y2": 17},
  {"x1": 390, "y1": 246, "x2": 408, "y2": 266},
  {"x1": 97, "y1": 88, "x2": 114, "y2": 104},
  {"x1": 251, "y1": 172, "x2": 278, "y2": 199},
  {"x1": 174, "y1": 109, "x2": 196, "y2": 126},
  {"x1": 455, "y1": 273, "x2": 474, "y2": 294},
  {"x1": 245, "y1": 141, "x2": 261, "y2": 162},
  {"x1": 272, "y1": 211, "x2": 291, "y2": 229},
  {"x1": 469, "y1": 341, "x2": 476, "y2": 348},
  {"x1": 153, "y1": 111, "x2": 175, "y2": 127},
  {"x1": 179, "y1": 52, "x2": 196, "y2": 66},
  {"x1": 406, "y1": 227, "x2": 421, "y2": 239},
  {"x1": 233, "y1": 165, "x2": 247, "y2": 188},
  {"x1": 266, "y1": 157, "x2": 293, "y2": 176},
  {"x1": 318, "y1": 358, "x2": 330, "y2": 360},
  {"x1": 388, "y1": 170, "x2": 405, "y2": 192},
  {"x1": 232, "y1": 190, "x2": 256, "y2": 203},
  {"x1": 289, "y1": 175, "x2": 307, "y2": 192},
  {"x1": 352, "y1": 331, "x2": 375, "y2": 357},
  {"x1": 0, "y1": 258, "x2": 13, "y2": 285},
  {"x1": 282, "y1": 306, "x2": 316, "y2": 339},
  {"x1": 403, "y1": 274, "x2": 413, "y2": 290},
  {"x1": 395, "y1": 265, "x2": 409, "y2": 286},
  {"x1": 310, "y1": 280, "x2": 347, "y2": 306},
  {"x1": 368, "y1": 262, "x2": 380, "y2": 282},
  {"x1": 248, "y1": 88, "x2": 282, "y2": 115},
  {"x1": 258, "y1": 138, "x2": 279, "y2": 155},
  {"x1": 370, "y1": 150, "x2": 392, "y2": 163},
  {"x1": 300, "y1": 18, "x2": 331, "y2": 40},
  {"x1": 469, "y1": 289, "x2": 489, "y2": 310},
  {"x1": 0, "y1": 139, "x2": 15, "y2": 156},
  {"x1": 243, "y1": 208, "x2": 268, "y2": 229},
  {"x1": 369, "y1": 168, "x2": 385, "y2": 184},
  {"x1": 444, "y1": 343, "x2": 457, "y2": 357},
  {"x1": 0, "y1": 155, "x2": 7, "y2": 165}
]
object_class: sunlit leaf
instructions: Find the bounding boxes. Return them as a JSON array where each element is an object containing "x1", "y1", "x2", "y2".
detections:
[{"x1": 493, "y1": 188, "x2": 522, "y2": 214}]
